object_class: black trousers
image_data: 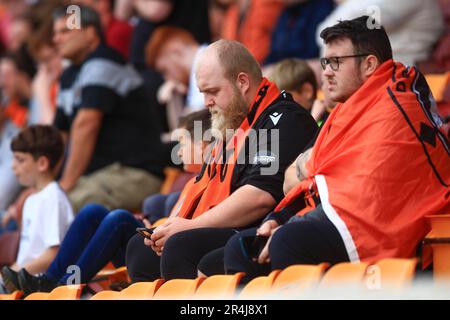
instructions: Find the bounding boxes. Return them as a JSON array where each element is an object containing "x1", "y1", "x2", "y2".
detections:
[
  {"x1": 126, "y1": 228, "x2": 237, "y2": 282},
  {"x1": 223, "y1": 204, "x2": 350, "y2": 283}
]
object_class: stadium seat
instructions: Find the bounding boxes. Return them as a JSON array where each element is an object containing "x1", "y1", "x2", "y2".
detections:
[
  {"x1": 153, "y1": 277, "x2": 204, "y2": 299},
  {"x1": 424, "y1": 72, "x2": 450, "y2": 102},
  {"x1": 24, "y1": 285, "x2": 83, "y2": 300},
  {"x1": 47, "y1": 285, "x2": 84, "y2": 300},
  {"x1": 373, "y1": 258, "x2": 417, "y2": 290},
  {"x1": 159, "y1": 167, "x2": 183, "y2": 195},
  {"x1": 319, "y1": 262, "x2": 369, "y2": 288},
  {"x1": 152, "y1": 217, "x2": 168, "y2": 227},
  {"x1": 272, "y1": 263, "x2": 329, "y2": 297},
  {"x1": 118, "y1": 279, "x2": 165, "y2": 300},
  {"x1": 94, "y1": 266, "x2": 128, "y2": 281},
  {"x1": 0, "y1": 291, "x2": 23, "y2": 300},
  {"x1": 424, "y1": 214, "x2": 450, "y2": 280},
  {"x1": 90, "y1": 290, "x2": 121, "y2": 300},
  {"x1": 194, "y1": 272, "x2": 245, "y2": 299},
  {"x1": 89, "y1": 266, "x2": 130, "y2": 293},
  {"x1": 24, "y1": 292, "x2": 50, "y2": 300},
  {"x1": 238, "y1": 270, "x2": 281, "y2": 299}
]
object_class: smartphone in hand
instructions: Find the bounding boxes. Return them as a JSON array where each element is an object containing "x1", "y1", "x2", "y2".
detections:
[
  {"x1": 136, "y1": 227, "x2": 156, "y2": 240},
  {"x1": 239, "y1": 235, "x2": 269, "y2": 260}
]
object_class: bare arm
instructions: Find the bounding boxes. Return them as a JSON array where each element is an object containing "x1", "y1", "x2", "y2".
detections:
[
  {"x1": 12, "y1": 246, "x2": 59, "y2": 275},
  {"x1": 283, "y1": 148, "x2": 313, "y2": 195},
  {"x1": 150, "y1": 185, "x2": 277, "y2": 253},
  {"x1": 191, "y1": 184, "x2": 276, "y2": 229},
  {"x1": 114, "y1": 0, "x2": 134, "y2": 21},
  {"x1": 59, "y1": 109, "x2": 103, "y2": 191}
]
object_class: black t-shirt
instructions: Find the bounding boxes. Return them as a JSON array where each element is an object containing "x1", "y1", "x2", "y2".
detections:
[
  {"x1": 230, "y1": 92, "x2": 318, "y2": 204},
  {"x1": 54, "y1": 45, "x2": 165, "y2": 177}
]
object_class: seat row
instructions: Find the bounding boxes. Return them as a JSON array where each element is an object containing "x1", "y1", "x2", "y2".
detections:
[{"x1": 0, "y1": 258, "x2": 418, "y2": 300}]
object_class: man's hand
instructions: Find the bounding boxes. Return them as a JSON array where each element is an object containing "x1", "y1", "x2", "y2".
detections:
[
  {"x1": 149, "y1": 217, "x2": 195, "y2": 256},
  {"x1": 157, "y1": 80, "x2": 187, "y2": 104},
  {"x1": 310, "y1": 99, "x2": 326, "y2": 122},
  {"x1": 256, "y1": 220, "x2": 280, "y2": 264},
  {"x1": 142, "y1": 218, "x2": 162, "y2": 254}
]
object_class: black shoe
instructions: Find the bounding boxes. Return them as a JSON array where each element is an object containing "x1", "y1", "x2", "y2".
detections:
[
  {"x1": 18, "y1": 268, "x2": 57, "y2": 296},
  {"x1": 0, "y1": 266, "x2": 21, "y2": 293}
]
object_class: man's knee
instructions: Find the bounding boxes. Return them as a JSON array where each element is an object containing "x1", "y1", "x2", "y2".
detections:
[
  {"x1": 76, "y1": 203, "x2": 109, "y2": 224},
  {"x1": 162, "y1": 231, "x2": 192, "y2": 265},
  {"x1": 224, "y1": 230, "x2": 256, "y2": 273},
  {"x1": 143, "y1": 194, "x2": 165, "y2": 213},
  {"x1": 104, "y1": 209, "x2": 134, "y2": 226},
  {"x1": 269, "y1": 221, "x2": 321, "y2": 268}
]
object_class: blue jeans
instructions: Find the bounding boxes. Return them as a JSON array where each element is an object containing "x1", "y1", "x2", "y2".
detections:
[
  {"x1": 142, "y1": 191, "x2": 180, "y2": 224},
  {"x1": 46, "y1": 203, "x2": 143, "y2": 284}
]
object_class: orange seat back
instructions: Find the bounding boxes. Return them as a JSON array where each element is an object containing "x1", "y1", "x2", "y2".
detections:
[
  {"x1": 47, "y1": 285, "x2": 83, "y2": 300},
  {"x1": 24, "y1": 292, "x2": 50, "y2": 300},
  {"x1": 424, "y1": 72, "x2": 450, "y2": 102},
  {"x1": 239, "y1": 270, "x2": 280, "y2": 298},
  {"x1": 373, "y1": 258, "x2": 417, "y2": 290},
  {"x1": 153, "y1": 278, "x2": 204, "y2": 299},
  {"x1": 90, "y1": 290, "x2": 121, "y2": 300},
  {"x1": 319, "y1": 262, "x2": 369, "y2": 288},
  {"x1": 0, "y1": 291, "x2": 23, "y2": 300},
  {"x1": 119, "y1": 279, "x2": 164, "y2": 300},
  {"x1": 272, "y1": 263, "x2": 328, "y2": 296},
  {"x1": 194, "y1": 273, "x2": 245, "y2": 299}
]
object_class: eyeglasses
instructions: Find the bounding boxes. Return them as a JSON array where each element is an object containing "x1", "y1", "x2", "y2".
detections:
[{"x1": 320, "y1": 54, "x2": 369, "y2": 71}]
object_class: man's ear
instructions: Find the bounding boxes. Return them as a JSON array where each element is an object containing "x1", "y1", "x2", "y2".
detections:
[
  {"x1": 37, "y1": 156, "x2": 50, "y2": 173},
  {"x1": 363, "y1": 55, "x2": 379, "y2": 77},
  {"x1": 236, "y1": 72, "x2": 250, "y2": 95}
]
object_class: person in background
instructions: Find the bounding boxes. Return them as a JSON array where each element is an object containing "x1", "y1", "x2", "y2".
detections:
[
  {"x1": 145, "y1": 26, "x2": 207, "y2": 133},
  {"x1": 52, "y1": 5, "x2": 165, "y2": 213},
  {"x1": 269, "y1": 58, "x2": 317, "y2": 112}
]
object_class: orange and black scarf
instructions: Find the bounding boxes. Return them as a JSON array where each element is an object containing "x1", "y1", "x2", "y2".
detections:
[{"x1": 171, "y1": 78, "x2": 280, "y2": 219}]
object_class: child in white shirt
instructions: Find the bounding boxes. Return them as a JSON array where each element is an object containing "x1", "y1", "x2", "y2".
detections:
[{"x1": 0, "y1": 125, "x2": 73, "y2": 294}]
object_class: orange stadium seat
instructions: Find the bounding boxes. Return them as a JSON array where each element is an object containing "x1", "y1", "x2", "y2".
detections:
[
  {"x1": 272, "y1": 263, "x2": 329, "y2": 297},
  {"x1": 194, "y1": 273, "x2": 245, "y2": 299},
  {"x1": 424, "y1": 72, "x2": 450, "y2": 102},
  {"x1": 0, "y1": 291, "x2": 23, "y2": 300},
  {"x1": 159, "y1": 167, "x2": 183, "y2": 195},
  {"x1": 423, "y1": 214, "x2": 450, "y2": 280},
  {"x1": 319, "y1": 262, "x2": 369, "y2": 288},
  {"x1": 90, "y1": 290, "x2": 121, "y2": 300},
  {"x1": 239, "y1": 270, "x2": 281, "y2": 299},
  {"x1": 24, "y1": 285, "x2": 83, "y2": 300},
  {"x1": 47, "y1": 285, "x2": 84, "y2": 300},
  {"x1": 374, "y1": 258, "x2": 417, "y2": 290},
  {"x1": 24, "y1": 292, "x2": 50, "y2": 300},
  {"x1": 152, "y1": 217, "x2": 168, "y2": 228},
  {"x1": 118, "y1": 279, "x2": 165, "y2": 300},
  {"x1": 153, "y1": 277, "x2": 204, "y2": 299}
]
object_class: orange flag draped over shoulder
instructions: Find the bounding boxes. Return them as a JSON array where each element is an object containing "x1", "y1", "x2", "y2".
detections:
[{"x1": 277, "y1": 60, "x2": 450, "y2": 263}]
